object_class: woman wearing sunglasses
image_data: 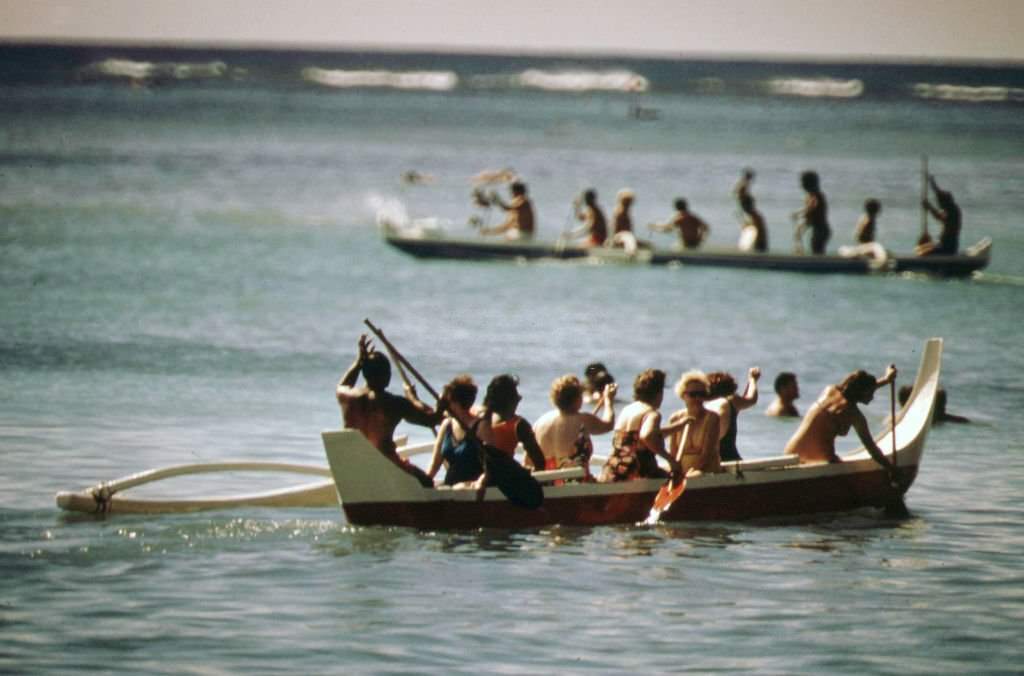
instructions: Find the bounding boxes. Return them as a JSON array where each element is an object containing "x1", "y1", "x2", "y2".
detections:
[{"x1": 664, "y1": 371, "x2": 722, "y2": 477}]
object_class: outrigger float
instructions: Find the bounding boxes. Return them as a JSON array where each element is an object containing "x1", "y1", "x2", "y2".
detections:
[
  {"x1": 58, "y1": 339, "x2": 942, "y2": 528},
  {"x1": 381, "y1": 219, "x2": 991, "y2": 278}
]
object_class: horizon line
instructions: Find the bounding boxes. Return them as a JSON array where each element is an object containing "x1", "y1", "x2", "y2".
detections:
[{"x1": 4, "y1": 36, "x2": 1024, "y2": 69}]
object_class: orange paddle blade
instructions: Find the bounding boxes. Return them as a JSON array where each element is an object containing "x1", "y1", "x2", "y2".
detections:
[{"x1": 653, "y1": 477, "x2": 687, "y2": 512}]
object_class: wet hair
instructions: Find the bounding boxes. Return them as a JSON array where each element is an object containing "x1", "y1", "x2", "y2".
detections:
[
  {"x1": 550, "y1": 374, "x2": 584, "y2": 412},
  {"x1": 674, "y1": 198, "x2": 688, "y2": 212},
  {"x1": 674, "y1": 370, "x2": 709, "y2": 400},
  {"x1": 864, "y1": 198, "x2": 881, "y2": 215},
  {"x1": 800, "y1": 170, "x2": 820, "y2": 192},
  {"x1": 707, "y1": 371, "x2": 738, "y2": 398},
  {"x1": 361, "y1": 352, "x2": 392, "y2": 390},
  {"x1": 774, "y1": 372, "x2": 797, "y2": 395},
  {"x1": 837, "y1": 370, "x2": 876, "y2": 403},
  {"x1": 445, "y1": 375, "x2": 478, "y2": 410},
  {"x1": 584, "y1": 362, "x2": 614, "y2": 391},
  {"x1": 633, "y1": 369, "x2": 666, "y2": 404},
  {"x1": 511, "y1": 181, "x2": 527, "y2": 195},
  {"x1": 484, "y1": 374, "x2": 521, "y2": 413}
]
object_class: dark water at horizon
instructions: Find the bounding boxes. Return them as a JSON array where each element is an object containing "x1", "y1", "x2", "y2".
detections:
[{"x1": 2, "y1": 44, "x2": 1023, "y2": 674}]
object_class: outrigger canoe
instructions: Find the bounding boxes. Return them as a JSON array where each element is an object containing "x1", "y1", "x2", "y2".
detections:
[
  {"x1": 381, "y1": 220, "x2": 991, "y2": 277},
  {"x1": 322, "y1": 338, "x2": 943, "y2": 529}
]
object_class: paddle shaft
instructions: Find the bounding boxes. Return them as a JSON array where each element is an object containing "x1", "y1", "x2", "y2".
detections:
[
  {"x1": 364, "y1": 319, "x2": 441, "y2": 401},
  {"x1": 890, "y1": 379, "x2": 898, "y2": 470},
  {"x1": 920, "y1": 155, "x2": 929, "y2": 238}
]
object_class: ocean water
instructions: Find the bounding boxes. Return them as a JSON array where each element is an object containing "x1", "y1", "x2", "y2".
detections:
[{"x1": 2, "y1": 45, "x2": 1024, "y2": 674}]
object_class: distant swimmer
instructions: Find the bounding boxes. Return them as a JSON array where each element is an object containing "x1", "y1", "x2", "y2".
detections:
[
  {"x1": 766, "y1": 372, "x2": 800, "y2": 418},
  {"x1": 649, "y1": 198, "x2": 710, "y2": 249},
  {"x1": 784, "y1": 364, "x2": 903, "y2": 486},
  {"x1": 568, "y1": 189, "x2": 608, "y2": 246},
  {"x1": 335, "y1": 335, "x2": 442, "y2": 487},
  {"x1": 899, "y1": 385, "x2": 969, "y2": 425},
  {"x1": 916, "y1": 175, "x2": 961, "y2": 256},
  {"x1": 401, "y1": 169, "x2": 436, "y2": 185},
  {"x1": 792, "y1": 170, "x2": 831, "y2": 255},
  {"x1": 737, "y1": 193, "x2": 768, "y2": 252},
  {"x1": 478, "y1": 180, "x2": 535, "y2": 239}
]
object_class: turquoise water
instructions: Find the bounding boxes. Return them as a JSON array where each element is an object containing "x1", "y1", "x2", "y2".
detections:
[{"x1": 2, "y1": 46, "x2": 1024, "y2": 673}]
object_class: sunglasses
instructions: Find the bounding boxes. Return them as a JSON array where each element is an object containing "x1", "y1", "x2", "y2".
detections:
[{"x1": 684, "y1": 390, "x2": 708, "y2": 398}]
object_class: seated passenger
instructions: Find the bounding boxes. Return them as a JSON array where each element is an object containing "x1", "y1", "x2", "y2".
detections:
[
  {"x1": 664, "y1": 371, "x2": 721, "y2": 476},
  {"x1": 427, "y1": 375, "x2": 484, "y2": 486},
  {"x1": 600, "y1": 369, "x2": 682, "y2": 482},
  {"x1": 649, "y1": 198, "x2": 710, "y2": 249},
  {"x1": 475, "y1": 374, "x2": 547, "y2": 471},
  {"x1": 479, "y1": 180, "x2": 535, "y2": 240},
  {"x1": 766, "y1": 371, "x2": 801, "y2": 418},
  {"x1": 335, "y1": 335, "x2": 442, "y2": 487},
  {"x1": 784, "y1": 365, "x2": 901, "y2": 484},
  {"x1": 568, "y1": 189, "x2": 608, "y2": 246},
  {"x1": 855, "y1": 199, "x2": 882, "y2": 244},
  {"x1": 609, "y1": 189, "x2": 647, "y2": 253},
  {"x1": 533, "y1": 375, "x2": 616, "y2": 472},
  {"x1": 705, "y1": 368, "x2": 760, "y2": 462}
]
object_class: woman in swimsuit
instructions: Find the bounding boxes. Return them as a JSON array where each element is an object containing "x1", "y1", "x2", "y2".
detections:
[
  {"x1": 600, "y1": 369, "x2": 682, "y2": 483},
  {"x1": 664, "y1": 371, "x2": 722, "y2": 476},
  {"x1": 784, "y1": 365, "x2": 902, "y2": 484},
  {"x1": 533, "y1": 374, "x2": 616, "y2": 472},
  {"x1": 705, "y1": 368, "x2": 760, "y2": 463},
  {"x1": 475, "y1": 374, "x2": 547, "y2": 471},
  {"x1": 427, "y1": 375, "x2": 484, "y2": 487}
]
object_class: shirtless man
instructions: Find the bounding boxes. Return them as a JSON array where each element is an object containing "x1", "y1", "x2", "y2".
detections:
[
  {"x1": 649, "y1": 198, "x2": 709, "y2": 249},
  {"x1": 569, "y1": 189, "x2": 608, "y2": 246},
  {"x1": 335, "y1": 335, "x2": 442, "y2": 487},
  {"x1": 784, "y1": 365, "x2": 901, "y2": 484},
  {"x1": 916, "y1": 175, "x2": 961, "y2": 256},
  {"x1": 765, "y1": 372, "x2": 800, "y2": 418},
  {"x1": 480, "y1": 181, "x2": 535, "y2": 239},
  {"x1": 533, "y1": 375, "x2": 617, "y2": 471},
  {"x1": 792, "y1": 170, "x2": 830, "y2": 255},
  {"x1": 738, "y1": 194, "x2": 768, "y2": 252}
]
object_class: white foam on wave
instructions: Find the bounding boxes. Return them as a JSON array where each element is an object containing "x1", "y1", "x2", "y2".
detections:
[
  {"x1": 515, "y1": 69, "x2": 649, "y2": 93},
  {"x1": 302, "y1": 67, "x2": 458, "y2": 91},
  {"x1": 80, "y1": 58, "x2": 229, "y2": 82},
  {"x1": 912, "y1": 83, "x2": 1024, "y2": 103},
  {"x1": 766, "y1": 78, "x2": 864, "y2": 98}
]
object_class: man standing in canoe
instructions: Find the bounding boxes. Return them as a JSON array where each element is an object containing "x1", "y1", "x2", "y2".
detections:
[
  {"x1": 336, "y1": 335, "x2": 442, "y2": 487},
  {"x1": 649, "y1": 198, "x2": 710, "y2": 249},
  {"x1": 792, "y1": 170, "x2": 831, "y2": 254},
  {"x1": 916, "y1": 175, "x2": 961, "y2": 256},
  {"x1": 478, "y1": 180, "x2": 535, "y2": 240}
]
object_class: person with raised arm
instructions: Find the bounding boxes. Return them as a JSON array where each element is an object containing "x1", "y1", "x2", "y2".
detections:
[
  {"x1": 705, "y1": 368, "x2": 760, "y2": 462},
  {"x1": 478, "y1": 180, "x2": 535, "y2": 240},
  {"x1": 600, "y1": 369, "x2": 682, "y2": 483},
  {"x1": 335, "y1": 335, "x2": 442, "y2": 487},
  {"x1": 784, "y1": 364, "x2": 902, "y2": 484},
  {"x1": 533, "y1": 375, "x2": 617, "y2": 471},
  {"x1": 916, "y1": 175, "x2": 961, "y2": 256}
]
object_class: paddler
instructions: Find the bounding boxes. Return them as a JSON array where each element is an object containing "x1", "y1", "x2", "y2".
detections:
[
  {"x1": 567, "y1": 188, "x2": 608, "y2": 246},
  {"x1": 916, "y1": 175, "x2": 961, "y2": 256},
  {"x1": 783, "y1": 364, "x2": 903, "y2": 485},
  {"x1": 648, "y1": 198, "x2": 710, "y2": 249},
  {"x1": 336, "y1": 335, "x2": 443, "y2": 487},
  {"x1": 478, "y1": 180, "x2": 535, "y2": 240}
]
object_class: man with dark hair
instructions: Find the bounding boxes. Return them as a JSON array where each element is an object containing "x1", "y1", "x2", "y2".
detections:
[
  {"x1": 766, "y1": 372, "x2": 800, "y2": 418},
  {"x1": 335, "y1": 335, "x2": 442, "y2": 487},
  {"x1": 480, "y1": 180, "x2": 535, "y2": 239}
]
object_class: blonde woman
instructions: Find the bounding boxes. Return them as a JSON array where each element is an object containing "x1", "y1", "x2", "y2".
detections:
[{"x1": 664, "y1": 370, "x2": 722, "y2": 476}]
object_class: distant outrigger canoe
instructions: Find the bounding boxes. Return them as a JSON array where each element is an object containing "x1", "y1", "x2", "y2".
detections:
[
  {"x1": 381, "y1": 219, "x2": 991, "y2": 277},
  {"x1": 321, "y1": 338, "x2": 943, "y2": 529}
]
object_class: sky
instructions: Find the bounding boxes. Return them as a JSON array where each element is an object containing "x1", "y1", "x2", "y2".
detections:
[{"x1": 2, "y1": 0, "x2": 1023, "y2": 63}]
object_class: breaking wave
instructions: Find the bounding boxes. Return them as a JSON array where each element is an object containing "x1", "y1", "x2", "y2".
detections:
[
  {"x1": 515, "y1": 68, "x2": 649, "y2": 93},
  {"x1": 78, "y1": 58, "x2": 234, "y2": 83},
  {"x1": 302, "y1": 67, "x2": 458, "y2": 91},
  {"x1": 765, "y1": 77, "x2": 864, "y2": 99},
  {"x1": 912, "y1": 82, "x2": 1024, "y2": 103}
]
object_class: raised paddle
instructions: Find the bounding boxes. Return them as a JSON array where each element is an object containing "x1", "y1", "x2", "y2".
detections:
[{"x1": 362, "y1": 319, "x2": 543, "y2": 509}]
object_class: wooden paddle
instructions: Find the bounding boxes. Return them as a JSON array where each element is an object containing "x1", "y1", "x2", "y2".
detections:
[{"x1": 918, "y1": 156, "x2": 932, "y2": 246}]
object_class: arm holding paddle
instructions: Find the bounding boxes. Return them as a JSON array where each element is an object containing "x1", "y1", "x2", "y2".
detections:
[
  {"x1": 850, "y1": 364, "x2": 901, "y2": 482},
  {"x1": 640, "y1": 410, "x2": 683, "y2": 483}
]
